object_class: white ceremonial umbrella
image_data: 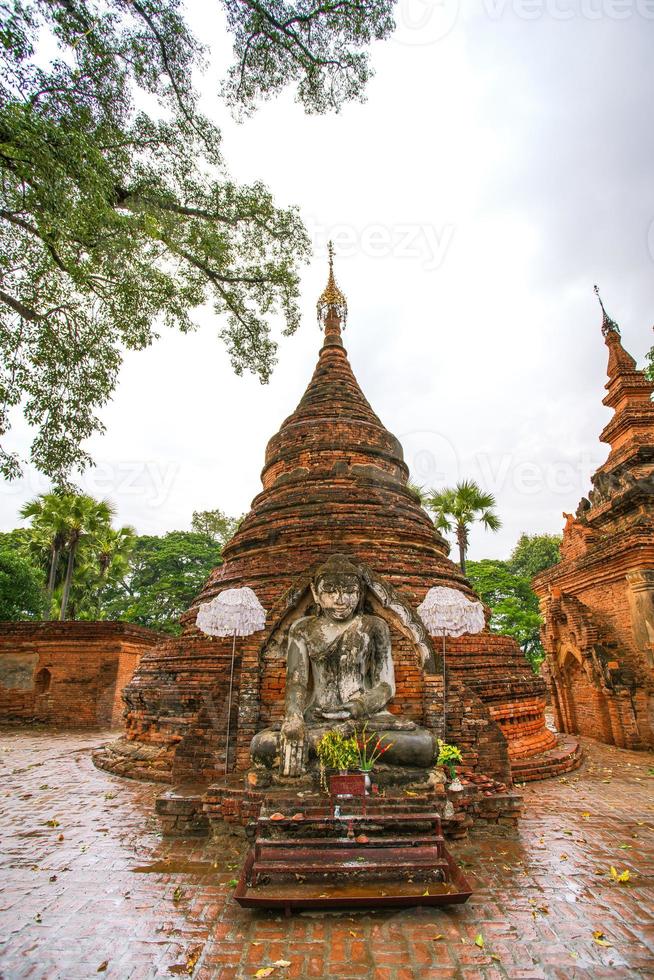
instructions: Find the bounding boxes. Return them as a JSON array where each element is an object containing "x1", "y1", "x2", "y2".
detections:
[
  {"x1": 417, "y1": 586, "x2": 485, "y2": 739},
  {"x1": 196, "y1": 587, "x2": 267, "y2": 775}
]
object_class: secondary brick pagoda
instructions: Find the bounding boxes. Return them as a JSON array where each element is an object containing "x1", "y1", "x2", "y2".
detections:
[
  {"x1": 96, "y1": 251, "x2": 562, "y2": 793},
  {"x1": 533, "y1": 291, "x2": 654, "y2": 749}
]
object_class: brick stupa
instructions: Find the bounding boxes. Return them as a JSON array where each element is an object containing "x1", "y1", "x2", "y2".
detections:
[
  {"x1": 534, "y1": 291, "x2": 654, "y2": 749},
  {"x1": 97, "y1": 252, "x2": 567, "y2": 803}
]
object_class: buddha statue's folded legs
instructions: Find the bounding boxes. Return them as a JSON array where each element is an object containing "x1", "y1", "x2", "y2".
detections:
[{"x1": 250, "y1": 720, "x2": 437, "y2": 774}]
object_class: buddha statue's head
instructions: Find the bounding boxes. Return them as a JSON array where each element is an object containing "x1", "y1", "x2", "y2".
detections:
[{"x1": 311, "y1": 554, "x2": 366, "y2": 623}]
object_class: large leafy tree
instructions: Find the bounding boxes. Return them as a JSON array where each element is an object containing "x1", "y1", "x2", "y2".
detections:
[
  {"x1": 508, "y1": 532, "x2": 561, "y2": 579},
  {"x1": 0, "y1": 548, "x2": 45, "y2": 619},
  {"x1": 467, "y1": 558, "x2": 544, "y2": 673},
  {"x1": 425, "y1": 480, "x2": 502, "y2": 574},
  {"x1": 99, "y1": 530, "x2": 221, "y2": 634},
  {"x1": 191, "y1": 507, "x2": 242, "y2": 545},
  {"x1": 0, "y1": 0, "x2": 395, "y2": 483}
]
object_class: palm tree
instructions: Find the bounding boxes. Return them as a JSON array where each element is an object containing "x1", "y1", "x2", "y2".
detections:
[
  {"x1": 94, "y1": 526, "x2": 135, "y2": 579},
  {"x1": 20, "y1": 493, "x2": 69, "y2": 616},
  {"x1": 425, "y1": 480, "x2": 501, "y2": 575},
  {"x1": 58, "y1": 496, "x2": 115, "y2": 621}
]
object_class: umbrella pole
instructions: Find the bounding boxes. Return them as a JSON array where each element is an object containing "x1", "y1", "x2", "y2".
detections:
[
  {"x1": 225, "y1": 629, "x2": 237, "y2": 777},
  {"x1": 442, "y1": 632, "x2": 447, "y2": 742}
]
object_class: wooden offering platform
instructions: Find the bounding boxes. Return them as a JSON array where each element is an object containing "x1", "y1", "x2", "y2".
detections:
[{"x1": 234, "y1": 792, "x2": 473, "y2": 913}]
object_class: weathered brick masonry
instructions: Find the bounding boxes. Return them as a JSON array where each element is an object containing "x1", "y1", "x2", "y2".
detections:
[
  {"x1": 96, "y1": 270, "x2": 565, "y2": 799},
  {"x1": 0, "y1": 622, "x2": 163, "y2": 728},
  {"x1": 533, "y1": 298, "x2": 654, "y2": 749}
]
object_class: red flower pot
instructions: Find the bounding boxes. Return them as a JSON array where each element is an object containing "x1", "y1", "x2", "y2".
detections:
[{"x1": 329, "y1": 772, "x2": 366, "y2": 797}]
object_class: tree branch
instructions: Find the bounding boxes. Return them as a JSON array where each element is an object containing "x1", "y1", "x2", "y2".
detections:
[{"x1": 0, "y1": 288, "x2": 41, "y2": 321}]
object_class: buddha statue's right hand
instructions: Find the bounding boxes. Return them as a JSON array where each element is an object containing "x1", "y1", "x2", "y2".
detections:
[{"x1": 281, "y1": 713, "x2": 305, "y2": 743}]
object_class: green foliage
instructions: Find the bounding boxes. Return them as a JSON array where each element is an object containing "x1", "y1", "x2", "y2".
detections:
[
  {"x1": 19, "y1": 491, "x2": 129, "y2": 619},
  {"x1": 222, "y1": 1, "x2": 395, "y2": 116},
  {"x1": 66, "y1": 524, "x2": 136, "y2": 620},
  {"x1": 425, "y1": 479, "x2": 501, "y2": 573},
  {"x1": 315, "y1": 729, "x2": 359, "y2": 772},
  {"x1": 191, "y1": 508, "x2": 242, "y2": 546},
  {"x1": 99, "y1": 531, "x2": 221, "y2": 634},
  {"x1": 0, "y1": 549, "x2": 45, "y2": 619},
  {"x1": 0, "y1": 0, "x2": 394, "y2": 482},
  {"x1": 509, "y1": 532, "x2": 561, "y2": 579},
  {"x1": 436, "y1": 739, "x2": 462, "y2": 778},
  {"x1": 467, "y1": 558, "x2": 544, "y2": 673}
]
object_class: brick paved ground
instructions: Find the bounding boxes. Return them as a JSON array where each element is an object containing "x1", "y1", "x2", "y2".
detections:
[{"x1": 1, "y1": 727, "x2": 652, "y2": 979}]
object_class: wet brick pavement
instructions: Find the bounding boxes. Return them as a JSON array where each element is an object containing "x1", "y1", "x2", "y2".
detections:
[{"x1": 0, "y1": 727, "x2": 653, "y2": 979}]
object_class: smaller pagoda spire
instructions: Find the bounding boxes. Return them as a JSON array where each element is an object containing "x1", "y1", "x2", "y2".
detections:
[
  {"x1": 594, "y1": 284, "x2": 621, "y2": 338},
  {"x1": 317, "y1": 241, "x2": 348, "y2": 334},
  {"x1": 593, "y1": 285, "x2": 637, "y2": 381}
]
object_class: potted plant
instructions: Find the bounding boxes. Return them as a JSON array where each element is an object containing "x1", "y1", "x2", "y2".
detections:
[
  {"x1": 354, "y1": 724, "x2": 393, "y2": 793},
  {"x1": 437, "y1": 739, "x2": 463, "y2": 781},
  {"x1": 316, "y1": 730, "x2": 363, "y2": 797}
]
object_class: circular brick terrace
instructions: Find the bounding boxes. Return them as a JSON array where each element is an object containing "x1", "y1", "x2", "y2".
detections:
[{"x1": 1, "y1": 727, "x2": 653, "y2": 978}]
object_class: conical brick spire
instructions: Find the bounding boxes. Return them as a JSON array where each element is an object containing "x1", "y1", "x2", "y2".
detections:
[{"x1": 213, "y1": 246, "x2": 462, "y2": 598}]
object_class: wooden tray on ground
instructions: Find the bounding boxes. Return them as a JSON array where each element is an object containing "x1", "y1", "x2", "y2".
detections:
[
  {"x1": 234, "y1": 847, "x2": 473, "y2": 912},
  {"x1": 233, "y1": 794, "x2": 473, "y2": 913}
]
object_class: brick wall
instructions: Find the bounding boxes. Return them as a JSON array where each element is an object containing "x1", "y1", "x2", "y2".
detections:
[{"x1": 0, "y1": 622, "x2": 164, "y2": 728}]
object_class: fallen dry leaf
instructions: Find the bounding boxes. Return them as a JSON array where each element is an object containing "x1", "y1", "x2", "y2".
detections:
[
  {"x1": 186, "y1": 948, "x2": 202, "y2": 974},
  {"x1": 474, "y1": 934, "x2": 484, "y2": 948},
  {"x1": 593, "y1": 931, "x2": 613, "y2": 948},
  {"x1": 97, "y1": 963, "x2": 108, "y2": 973},
  {"x1": 272, "y1": 962, "x2": 291, "y2": 969},
  {"x1": 610, "y1": 866, "x2": 630, "y2": 883},
  {"x1": 253, "y1": 970, "x2": 275, "y2": 979}
]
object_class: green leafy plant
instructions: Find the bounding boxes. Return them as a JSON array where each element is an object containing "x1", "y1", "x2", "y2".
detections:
[
  {"x1": 316, "y1": 730, "x2": 358, "y2": 773},
  {"x1": 437, "y1": 739, "x2": 463, "y2": 779},
  {"x1": 354, "y1": 724, "x2": 393, "y2": 772}
]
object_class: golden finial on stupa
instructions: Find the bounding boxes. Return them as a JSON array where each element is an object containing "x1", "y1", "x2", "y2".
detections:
[{"x1": 317, "y1": 241, "x2": 348, "y2": 329}]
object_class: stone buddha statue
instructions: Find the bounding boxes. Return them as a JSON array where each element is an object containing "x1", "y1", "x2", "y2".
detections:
[{"x1": 250, "y1": 555, "x2": 437, "y2": 778}]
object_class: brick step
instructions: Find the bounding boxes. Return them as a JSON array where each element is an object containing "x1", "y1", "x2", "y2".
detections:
[
  {"x1": 257, "y1": 810, "x2": 443, "y2": 828},
  {"x1": 252, "y1": 854, "x2": 448, "y2": 880},
  {"x1": 256, "y1": 843, "x2": 444, "y2": 864},
  {"x1": 255, "y1": 834, "x2": 442, "y2": 849},
  {"x1": 511, "y1": 735, "x2": 583, "y2": 783}
]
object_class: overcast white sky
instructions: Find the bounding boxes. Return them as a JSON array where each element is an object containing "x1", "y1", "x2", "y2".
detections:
[{"x1": 1, "y1": 0, "x2": 653, "y2": 562}]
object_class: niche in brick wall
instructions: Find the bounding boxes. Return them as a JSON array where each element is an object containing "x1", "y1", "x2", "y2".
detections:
[{"x1": 34, "y1": 668, "x2": 51, "y2": 695}]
